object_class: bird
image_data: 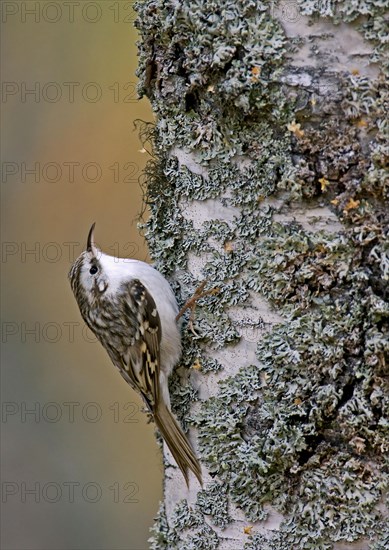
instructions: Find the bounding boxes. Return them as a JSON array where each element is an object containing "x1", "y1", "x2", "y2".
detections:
[{"x1": 68, "y1": 223, "x2": 202, "y2": 486}]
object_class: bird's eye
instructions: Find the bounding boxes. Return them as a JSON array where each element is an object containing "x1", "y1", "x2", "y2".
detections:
[{"x1": 89, "y1": 265, "x2": 98, "y2": 275}]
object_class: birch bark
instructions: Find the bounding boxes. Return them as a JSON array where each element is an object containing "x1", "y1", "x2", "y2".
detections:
[{"x1": 135, "y1": 1, "x2": 388, "y2": 548}]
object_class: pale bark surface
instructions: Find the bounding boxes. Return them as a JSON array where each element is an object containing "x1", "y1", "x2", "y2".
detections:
[{"x1": 135, "y1": 1, "x2": 388, "y2": 548}]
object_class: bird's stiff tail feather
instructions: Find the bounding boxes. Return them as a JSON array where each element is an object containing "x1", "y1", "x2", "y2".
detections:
[{"x1": 154, "y1": 402, "x2": 202, "y2": 487}]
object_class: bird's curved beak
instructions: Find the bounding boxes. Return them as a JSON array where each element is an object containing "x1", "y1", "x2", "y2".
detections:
[{"x1": 87, "y1": 222, "x2": 96, "y2": 253}]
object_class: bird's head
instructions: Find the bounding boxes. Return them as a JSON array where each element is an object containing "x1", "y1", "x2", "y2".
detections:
[{"x1": 68, "y1": 223, "x2": 111, "y2": 302}]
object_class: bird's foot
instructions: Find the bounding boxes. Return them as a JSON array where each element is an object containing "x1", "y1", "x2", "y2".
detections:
[{"x1": 176, "y1": 281, "x2": 219, "y2": 336}]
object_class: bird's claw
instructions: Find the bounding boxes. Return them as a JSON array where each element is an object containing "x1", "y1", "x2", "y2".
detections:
[{"x1": 176, "y1": 281, "x2": 219, "y2": 334}]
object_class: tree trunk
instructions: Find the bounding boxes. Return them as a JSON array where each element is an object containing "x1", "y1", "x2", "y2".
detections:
[{"x1": 135, "y1": 1, "x2": 388, "y2": 548}]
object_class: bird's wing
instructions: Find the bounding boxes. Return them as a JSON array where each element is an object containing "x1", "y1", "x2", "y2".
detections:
[{"x1": 118, "y1": 279, "x2": 162, "y2": 410}]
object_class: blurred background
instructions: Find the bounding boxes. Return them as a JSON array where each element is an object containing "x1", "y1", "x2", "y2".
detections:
[{"x1": 1, "y1": 2, "x2": 162, "y2": 549}]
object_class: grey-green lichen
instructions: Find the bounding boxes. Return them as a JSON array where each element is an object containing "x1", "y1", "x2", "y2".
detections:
[
  {"x1": 135, "y1": 0, "x2": 388, "y2": 548},
  {"x1": 136, "y1": 0, "x2": 294, "y2": 166},
  {"x1": 197, "y1": 482, "x2": 231, "y2": 528},
  {"x1": 171, "y1": 500, "x2": 219, "y2": 549},
  {"x1": 148, "y1": 500, "x2": 219, "y2": 549},
  {"x1": 196, "y1": 298, "x2": 388, "y2": 543},
  {"x1": 149, "y1": 502, "x2": 171, "y2": 550},
  {"x1": 243, "y1": 531, "x2": 299, "y2": 550}
]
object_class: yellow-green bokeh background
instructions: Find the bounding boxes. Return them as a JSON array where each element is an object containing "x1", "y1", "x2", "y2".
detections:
[{"x1": 1, "y1": 2, "x2": 162, "y2": 548}]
